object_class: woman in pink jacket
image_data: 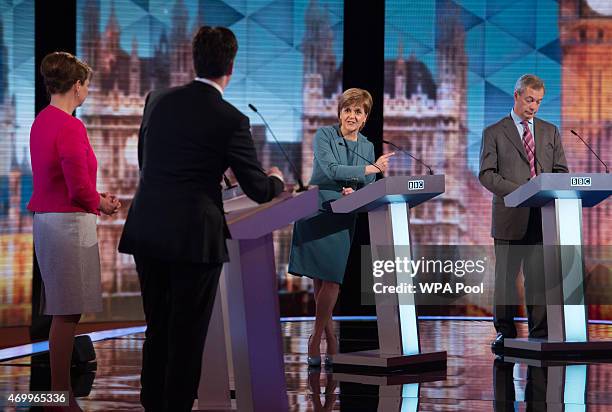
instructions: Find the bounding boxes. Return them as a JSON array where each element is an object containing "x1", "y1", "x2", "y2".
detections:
[{"x1": 28, "y1": 52, "x2": 120, "y2": 407}]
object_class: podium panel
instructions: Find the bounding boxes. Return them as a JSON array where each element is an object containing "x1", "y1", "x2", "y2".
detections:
[
  {"x1": 503, "y1": 173, "x2": 611, "y2": 357},
  {"x1": 198, "y1": 188, "x2": 319, "y2": 411},
  {"x1": 331, "y1": 176, "x2": 447, "y2": 371}
]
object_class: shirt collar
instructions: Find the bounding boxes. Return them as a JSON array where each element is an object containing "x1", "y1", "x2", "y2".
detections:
[
  {"x1": 194, "y1": 77, "x2": 224, "y2": 96},
  {"x1": 511, "y1": 109, "x2": 533, "y2": 126}
]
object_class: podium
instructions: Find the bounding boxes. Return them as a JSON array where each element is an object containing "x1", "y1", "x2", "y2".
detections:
[
  {"x1": 330, "y1": 175, "x2": 447, "y2": 371},
  {"x1": 503, "y1": 172, "x2": 612, "y2": 356},
  {"x1": 197, "y1": 187, "x2": 319, "y2": 412}
]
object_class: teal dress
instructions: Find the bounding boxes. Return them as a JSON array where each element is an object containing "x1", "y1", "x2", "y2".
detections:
[{"x1": 288, "y1": 125, "x2": 376, "y2": 284}]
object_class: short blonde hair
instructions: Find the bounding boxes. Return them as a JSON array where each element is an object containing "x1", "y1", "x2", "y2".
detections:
[{"x1": 337, "y1": 88, "x2": 373, "y2": 126}]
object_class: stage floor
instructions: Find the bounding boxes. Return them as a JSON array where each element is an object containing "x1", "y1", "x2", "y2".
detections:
[{"x1": 1, "y1": 319, "x2": 612, "y2": 411}]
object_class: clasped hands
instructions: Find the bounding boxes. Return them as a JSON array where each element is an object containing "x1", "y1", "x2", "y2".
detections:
[{"x1": 99, "y1": 192, "x2": 121, "y2": 215}]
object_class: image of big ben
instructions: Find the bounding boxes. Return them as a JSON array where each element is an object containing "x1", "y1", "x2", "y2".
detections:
[{"x1": 560, "y1": 0, "x2": 612, "y2": 246}]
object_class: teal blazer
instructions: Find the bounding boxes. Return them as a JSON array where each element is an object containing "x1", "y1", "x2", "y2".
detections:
[
  {"x1": 288, "y1": 125, "x2": 375, "y2": 283},
  {"x1": 310, "y1": 124, "x2": 376, "y2": 210}
]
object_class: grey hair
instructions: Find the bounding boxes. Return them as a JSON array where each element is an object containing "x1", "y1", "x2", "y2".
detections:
[{"x1": 514, "y1": 74, "x2": 545, "y2": 95}]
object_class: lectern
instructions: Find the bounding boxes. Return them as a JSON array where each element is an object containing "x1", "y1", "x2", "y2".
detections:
[
  {"x1": 330, "y1": 175, "x2": 447, "y2": 371},
  {"x1": 197, "y1": 187, "x2": 319, "y2": 412},
  {"x1": 503, "y1": 172, "x2": 612, "y2": 356}
]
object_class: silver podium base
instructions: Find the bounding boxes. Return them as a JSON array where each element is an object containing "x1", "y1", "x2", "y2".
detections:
[
  {"x1": 504, "y1": 338, "x2": 612, "y2": 357},
  {"x1": 332, "y1": 349, "x2": 446, "y2": 372}
]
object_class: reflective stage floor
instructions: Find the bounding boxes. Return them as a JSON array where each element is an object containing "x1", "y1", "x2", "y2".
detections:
[{"x1": 1, "y1": 319, "x2": 612, "y2": 411}]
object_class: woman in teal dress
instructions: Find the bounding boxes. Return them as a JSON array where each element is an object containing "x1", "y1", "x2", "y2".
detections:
[{"x1": 289, "y1": 88, "x2": 394, "y2": 366}]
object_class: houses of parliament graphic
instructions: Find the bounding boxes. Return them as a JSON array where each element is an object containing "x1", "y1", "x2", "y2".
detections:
[
  {"x1": 0, "y1": 12, "x2": 34, "y2": 327},
  {"x1": 303, "y1": 0, "x2": 492, "y2": 250},
  {"x1": 73, "y1": 0, "x2": 611, "y2": 320},
  {"x1": 78, "y1": 0, "x2": 205, "y2": 317}
]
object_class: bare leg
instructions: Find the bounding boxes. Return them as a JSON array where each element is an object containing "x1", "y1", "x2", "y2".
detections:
[
  {"x1": 49, "y1": 313, "x2": 81, "y2": 408},
  {"x1": 312, "y1": 279, "x2": 338, "y2": 356},
  {"x1": 309, "y1": 281, "x2": 340, "y2": 357}
]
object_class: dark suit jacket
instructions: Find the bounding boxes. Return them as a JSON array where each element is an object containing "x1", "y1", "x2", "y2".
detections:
[
  {"x1": 479, "y1": 115, "x2": 569, "y2": 240},
  {"x1": 118, "y1": 81, "x2": 284, "y2": 263}
]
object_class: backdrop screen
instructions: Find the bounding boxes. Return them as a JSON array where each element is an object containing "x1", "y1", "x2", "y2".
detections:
[
  {"x1": 76, "y1": 0, "x2": 344, "y2": 321},
  {"x1": 0, "y1": 2, "x2": 34, "y2": 327},
  {"x1": 3, "y1": 1, "x2": 609, "y2": 327},
  {"x1": 384, "y1": 0, "x2": 611, "y2": 318}
]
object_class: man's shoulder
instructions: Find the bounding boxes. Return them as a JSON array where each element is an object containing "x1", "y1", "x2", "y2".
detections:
[
  {"x1": 483, "y1": 116, "x2": 511, "y2": 135},
  {"x1": 148, "y1": 83, "x2": 247, "y2": 121},
  {"x1": 534, "y1": 117, "x2": 558, "y2": 132},
  {"x1": 216, "y1": 98, "x2": 248, "y2": 122},
  {"x1": 148, "y1": 84, "x2": 187, "y2": 100},
  {"x1": 144, "y1": 84, "x2": 188, "y2": 110}
]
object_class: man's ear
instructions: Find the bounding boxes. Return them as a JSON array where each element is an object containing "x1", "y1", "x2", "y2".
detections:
[{"x1": 227, "y1": 61, "x2": 234, "y2": 76}]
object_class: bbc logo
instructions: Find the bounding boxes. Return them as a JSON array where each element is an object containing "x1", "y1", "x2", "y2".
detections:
[
  {"x1": 408, "y1": 180, "x2": 425, "y2": 191},
  {"x1": 571, "y1": 177, "x2": 592, "y2": 187}
]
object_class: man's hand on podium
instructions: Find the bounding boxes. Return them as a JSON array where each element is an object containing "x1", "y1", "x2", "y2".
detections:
[{"x1": 267, "y1": 166, "x2": 285, "y2": 185}]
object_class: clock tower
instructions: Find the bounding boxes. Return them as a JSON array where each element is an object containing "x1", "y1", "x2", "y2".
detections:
[{"x1": 560, "y1": 0, "x2": 612, "y2": 246}]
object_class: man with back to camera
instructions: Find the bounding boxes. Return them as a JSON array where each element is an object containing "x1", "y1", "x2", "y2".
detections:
[
  {"x1": 479, "y1": 74, "x2": 569, "y2": 352},
  {"x1": 118, "y1": 26, "x2": 284, "y2": 411}
]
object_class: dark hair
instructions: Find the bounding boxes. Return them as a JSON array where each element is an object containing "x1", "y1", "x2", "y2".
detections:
[
  {"x1": 40, "y1": 52, "x2": 92, "y2": 95},
  {"x1": 192, "y1": 26, "x2": 238, "y2": 78}
]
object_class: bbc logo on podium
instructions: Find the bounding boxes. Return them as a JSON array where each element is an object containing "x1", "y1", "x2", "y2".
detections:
[
  {"x1": 408, "y1": 180, "x2": 425, "y2": 191},
  {"x1": 571, "y1": 177, "x2": 592, "y2": 187}
]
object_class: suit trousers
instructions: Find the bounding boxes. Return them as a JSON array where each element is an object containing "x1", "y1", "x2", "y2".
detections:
[
  {"x1": 493, "y1": 208, "x2": 547, "y2": 339},
  {"x1": 134, "y1": 255, "x2": 222, "y2": 412}
]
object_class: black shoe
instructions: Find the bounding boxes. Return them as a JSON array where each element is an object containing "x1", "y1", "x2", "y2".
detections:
[{"x1": 491, "y1": 333, "x2": 505, "y2": 352}]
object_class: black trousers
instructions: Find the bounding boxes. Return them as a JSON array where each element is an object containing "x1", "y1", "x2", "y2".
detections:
[
  {"x1": 493, "y1": 208, "x2": 547, "y2": 339},
  {"x1": 134, "y1": 255, "x2": 222, "y2": 412}
]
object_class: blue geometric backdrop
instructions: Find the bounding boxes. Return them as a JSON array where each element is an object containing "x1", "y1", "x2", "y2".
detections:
[
  {"x1": 79, "y1": 0, "x2": 343, "y2": 142},
  {"x1": 386, "y1": 0, "x2": 561, "y2": 172}
]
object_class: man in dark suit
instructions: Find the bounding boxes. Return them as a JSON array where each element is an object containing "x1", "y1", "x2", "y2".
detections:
[
  {"x1": 118, "y1": 26, "x2": 284, "y2": 411},
  {"x1": 479, "y1": 74, "x2": 569, "y2": 352}
]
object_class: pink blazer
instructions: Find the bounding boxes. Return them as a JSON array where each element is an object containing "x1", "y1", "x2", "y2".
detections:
[{"x1": 27, "y1": 105, "x2": 100, "y2": 214}]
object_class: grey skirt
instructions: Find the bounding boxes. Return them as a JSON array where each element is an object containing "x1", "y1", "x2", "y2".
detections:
[{"x1": 33, "y1": 212, "x2": 103, "y2": 315}]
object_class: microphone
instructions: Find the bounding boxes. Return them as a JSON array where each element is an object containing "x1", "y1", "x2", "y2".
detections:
[
  {"x1": 337, "y1": 141, "x2": 383, "y2": 174},
  {"x1": 571, "y1": 130, "x2": 609, "y2": 173},
  {"x1": 382, "y1": 140, "x2": 434, "y2": 175},
  {"x1": 248, "y1": 104, "x2": 308, "y2": 191}
]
